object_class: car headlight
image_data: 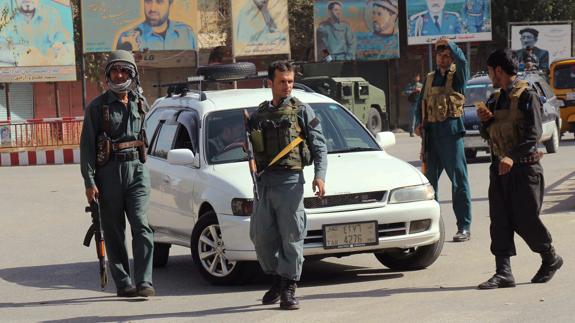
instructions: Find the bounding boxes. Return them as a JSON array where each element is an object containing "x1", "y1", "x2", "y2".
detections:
[
  {"x1": 231, "y1": 198, "x2": 253, "y2": 216},
  {"x1": 388, "y1": 184, "x2": 435, "y2": 204}
]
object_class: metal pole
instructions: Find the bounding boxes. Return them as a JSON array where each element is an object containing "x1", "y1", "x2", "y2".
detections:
[
  {"x1": 466, "y1": 42, "x2": 472, "y2": 74},
  {"x1": 5, "y1": 84, "x2": 10, "y2": 122},
  {"x1": 78, "y1": 0, "x2": 87, "y2": 111},
  {"x1": 428, "y1": 44, "x2": 433, "y2": 71}
]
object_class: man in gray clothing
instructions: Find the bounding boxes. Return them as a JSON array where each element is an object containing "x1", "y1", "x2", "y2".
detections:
[{"x1": 249, "y1": 60, "x2": 328, "y2": 310}]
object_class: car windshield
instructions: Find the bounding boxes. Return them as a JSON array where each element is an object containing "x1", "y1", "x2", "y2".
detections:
[
  {"x1": 553, "y1": 64, "x2": 575, "y2": 89},
  {"x1": 204, "y1": 103, "x2": 381, "y2": 164},
  {"x1": 465, "y1": 83, "x2": 495, "y2": 106}
]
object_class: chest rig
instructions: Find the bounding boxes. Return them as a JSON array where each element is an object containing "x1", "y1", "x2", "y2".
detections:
[
  {"x1": 487, "y1": 80, "x2": 530, "y2": 158},
  {"x1": 249, "y1": 97, "x2": 312, "y2": 171},
  {"x1": 423, "y1": 64, "x2": 465, "y2": 123}
]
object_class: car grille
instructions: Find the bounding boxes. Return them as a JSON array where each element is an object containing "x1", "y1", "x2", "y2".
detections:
[
  {"x1": 304, "y1": 191, "x2": 387, "y2": 209},
  {"x1": 304, "y1": 222, "x2": 407, "y2": 245}
]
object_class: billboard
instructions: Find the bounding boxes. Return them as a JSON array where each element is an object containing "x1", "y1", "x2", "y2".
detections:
[
  {"x1": 231, "y1": 0, "x2": 290, "y2": 57},
  {"x1": 314, "y1": 0, "x2": 400, "y2": 61},
  {"x1": 406, "y1": 0, "x2": 492, "y2": 45},
  {"x1": 0, "y1": 0, "x2": 77, "y2": 82},
  {"x1": 82, "y1": 0, "x2": 199, "y2": 53},
  {"x1": 510, "y1": 22, "x2": 573, "y2": 72}
]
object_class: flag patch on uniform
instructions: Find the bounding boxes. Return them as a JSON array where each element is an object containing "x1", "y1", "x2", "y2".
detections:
[{"x1": 309, "y1": 117, "x2": 320, "y2": 129}]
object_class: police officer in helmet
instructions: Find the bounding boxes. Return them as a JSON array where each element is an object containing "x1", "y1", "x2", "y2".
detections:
[
  {"x1": 80, "y1": 50, "x2": 155, "y2": 297},
  {"x1": 248, "y1": 60, "x2": 328, "y2": 310},
  {"x1": 477, "y1": 49, "x2": 562, "y2": 289}
]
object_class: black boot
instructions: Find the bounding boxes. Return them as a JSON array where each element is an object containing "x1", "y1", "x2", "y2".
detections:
[
  {"x1": 532, "y1": 247, "x2": 563, "y2": 283},
  {"x1": 478, "y1": 256, "x2": 516, "y2": 290},
  {"x1": 262, "y1": 275, "x2": 281, "y2": 305},
  {"x1": 280, "y1": 278, "x2": 300, "y2": 310}
]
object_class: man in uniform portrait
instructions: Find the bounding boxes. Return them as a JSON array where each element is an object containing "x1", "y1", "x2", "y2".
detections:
[
  {"x1": 514, "y1": 28, "x2": 549, "y2": 72},
  {"x1": 0, "y1": 0, "x2": 74, "y2": 66},
  {"x1": 115, "y1": 0, "x2": 197, "y2": 51},
  {"x1": 460, "y1": 0, "x2": 489, "y2": 33},
  {"x1": 234, "y1": 0, "x2": 288, "y2": 45},
  {"x1": 409, "y1": 0, "x2": 463, "y2": 37},
  {"x1": 316, "y1": 1, "x2": 356, "y2": 61}
]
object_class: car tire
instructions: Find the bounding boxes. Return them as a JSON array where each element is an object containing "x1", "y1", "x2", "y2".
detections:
[
  {"x1": 196, "y1": 62, "x2": 257, "y2": 81},
  {"x1": 544, "y1": 122, "x2": 559, "y2": 154},
  {"x1": 367, "y1": 107, "x2": 383, "y2": 134},
  {"x1": 153, "y1": 242, "x2": 171, "y2": 268},
  {"x1": 191, "y1": 210, "x2": 251, "y2": 285},
  {"x1": 464, "y1": 149, "x2": 477, "y2": 160},
  {"x1": 374, "y1": 216, "x2": 445, "y2": 271}
]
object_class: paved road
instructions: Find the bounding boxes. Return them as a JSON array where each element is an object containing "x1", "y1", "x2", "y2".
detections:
[{"x1": 1, "y1": 134, "x2": 574, "y2": 322}]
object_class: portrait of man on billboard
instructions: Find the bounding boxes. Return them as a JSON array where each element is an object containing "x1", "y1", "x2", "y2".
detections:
[
  {"x1": 115, "y1": 0, "x2": 197, "y2": 51},
  {"x1": 460, "y1": 0, "x2": 489, "y2": 33},
  {"x1": 234, "y1": 0, "x2": 287, "y2": 45},
  {"x1": 514, "y1": 27, "x2": 550, "y2": 71},
  {"x1": 316, "y1": 1, "x2": 356, "y2": 61},
  {"x1": 0, "y1": 0, "x2": 74, "y2": 67},
  {"x1": 356, "y1": 0, "x2": 399, "y2": 60},
  {"x1": 408, "y1": 0, "x2": 463, "y2": 37}
]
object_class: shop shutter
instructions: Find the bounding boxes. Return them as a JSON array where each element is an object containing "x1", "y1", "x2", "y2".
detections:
[
  {"x1": 0, "y1": 87, "x2": 7, "y2": 121},
  {"x1": 8, "y1": 83, "x2": 34, "y2": 122}
]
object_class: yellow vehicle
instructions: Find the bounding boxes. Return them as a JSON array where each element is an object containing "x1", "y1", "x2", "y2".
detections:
[{"x1": 550, "y1": 58, "x2": 575, "y2": 138}]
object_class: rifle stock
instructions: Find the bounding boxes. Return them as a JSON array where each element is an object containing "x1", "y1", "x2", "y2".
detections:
[
  {"x1": 84, "y1": 200, "x2": 108, "y2": 290},
  {"x1": 243, "y1": 109, "x2": 260, "y2": 201},
  {"x1": 420, "y1": 99, "x2": 427, "y2": 174}
]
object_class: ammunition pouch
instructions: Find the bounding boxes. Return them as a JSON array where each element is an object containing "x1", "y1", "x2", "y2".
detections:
[
  {"x1": 96, "y1": 132, "x2": 111, "y2": 166},
  {"x1": 423, "y1": 64, "x2": 464, "y2": 123}
]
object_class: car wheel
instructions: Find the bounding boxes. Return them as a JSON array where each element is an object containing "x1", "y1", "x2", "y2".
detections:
[
  {"x1": 374, "y1": 216, "x2": 445, "y2": 271},
  {"x1": 196, "y1": 62, "x2": 256, "y2": 81},
  {"x1": 544, "y1": 123, "x2": 559, "y2": 153},
  {"x1": 191, "y1": 210, "x2": 251, "y2": 285},
  {"x1": 367, "y1": 108, "x2": 383, "y2": 134},
  {"x1": 153, "y1": 242, "x2": 171, "y2": 268},
  {"x1": 464, "y1": 149, "x2": 477, "y2": 160}
]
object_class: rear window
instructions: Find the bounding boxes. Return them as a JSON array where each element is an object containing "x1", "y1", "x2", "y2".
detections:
[
  {"x1": 553, "y1": 64, "x2": 575, "y2": 89},
  {"x1": 465, "y1": 83, "x2": 494, "y2": 106}
]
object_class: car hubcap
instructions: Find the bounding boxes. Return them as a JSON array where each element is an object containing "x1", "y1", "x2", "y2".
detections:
[{"x1": 197, "y1": 224, "x2": 236, "y2": 277}]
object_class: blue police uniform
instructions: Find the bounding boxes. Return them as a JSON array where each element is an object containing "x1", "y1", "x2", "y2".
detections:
[
  {"x1": 249, "y1": 96, "x2": 328, "y2": 281},
  {"x1": 415, "y1": 41, "x2": 472, "y2": 233},
  {"x1": 116, "y1": 20, "x2": 197, "y2": 51},
  {"x1": 409, "y1": 11, "x2": 463, "y2": 37},
  {"x1": 316, "y1": 20, "x2": 356, "y2": 61},
  {"x1": 460, "y1": 0, "x2": 489, "y2": 33}
]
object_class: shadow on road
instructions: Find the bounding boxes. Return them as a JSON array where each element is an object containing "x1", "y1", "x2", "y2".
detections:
[{"x1": 543, "y1": 170, "x2": 575, "y2": 215}]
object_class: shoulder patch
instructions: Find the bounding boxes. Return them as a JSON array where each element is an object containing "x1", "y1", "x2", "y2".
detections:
[{"x1": 309, "y1": 117, "x2": 320, "y2": 129}]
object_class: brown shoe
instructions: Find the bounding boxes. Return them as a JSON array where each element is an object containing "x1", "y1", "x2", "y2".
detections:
[
  {"x1": 137, "y1": 282, "x2": 155, "y2": 297},
  {"x1": 116, "y1": 286, "x2": 138, "y2": 297}
]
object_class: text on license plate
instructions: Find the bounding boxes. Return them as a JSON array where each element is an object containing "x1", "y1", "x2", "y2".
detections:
[
  {"x1": 567, "y1": 92, "x2": 575, "y2": 100},
  {"x1": 322, "y1": 221, "x2": 378, "y2": 249}
]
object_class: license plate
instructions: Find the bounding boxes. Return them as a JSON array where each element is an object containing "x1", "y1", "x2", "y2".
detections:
[
  {"x1": 322, "y1": 221, "x2": 378, "y2": 249},
  {"x1": 567, "y1": 92, "x2": 575, "y2": 101}
]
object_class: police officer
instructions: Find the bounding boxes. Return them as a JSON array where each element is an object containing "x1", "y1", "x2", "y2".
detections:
[
  {"x1": 116, "y1": 0, "x2": 197, "y2": 51},
  {"x1": 460, "y1": 0, "x2": 489, "y2": 33},
  {"x1": 409, "y1": 0, "x2": 463, "y2": 37},
  {"x1": 477, "y1": 49, "x2": 563, "y2": 289},
  {"x1": 80, "y1": 50, "x2": 155, "y2": 298},
  {"x1": 316, "y1": 1, "x2": 356, "y2": 60},
  {"x1": 249, "y1": 61, "x2": 327, "y2": 310},
  {"x1": 415, "y1": 38, "x2": 472, "y2": 242}
]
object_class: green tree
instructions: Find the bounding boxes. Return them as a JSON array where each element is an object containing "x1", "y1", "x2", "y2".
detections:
[{"x1": 288, "y1": 0, "x2": 314, "y2": 61}]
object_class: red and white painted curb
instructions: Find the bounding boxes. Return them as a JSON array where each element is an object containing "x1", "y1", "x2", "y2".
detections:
[{"x1": 0, "y1": 148, "x2": 80, "y2": 167}]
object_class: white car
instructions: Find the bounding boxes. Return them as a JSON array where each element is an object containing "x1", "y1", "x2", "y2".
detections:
[{"x1": 145, "y1": 77, "x2": 443, "y2": 285}]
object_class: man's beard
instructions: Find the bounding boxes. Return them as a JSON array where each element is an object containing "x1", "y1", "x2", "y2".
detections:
[
  {"x1": 18, "y1": 6, "x2": 35, "y2": 14},
  {"x1": 146, "y1": 14, "x2": 169, "y2": 27}
]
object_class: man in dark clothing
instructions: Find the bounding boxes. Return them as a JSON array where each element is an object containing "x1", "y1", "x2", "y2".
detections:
[{"x1": 476, "y1": 49, "x2": 562, "y2": 289}]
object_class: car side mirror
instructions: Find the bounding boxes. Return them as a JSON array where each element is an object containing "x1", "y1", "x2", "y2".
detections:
[
  {"x1": 167, "y1": 148, "x2": 198, "y2": 167},
  {"x1": 540, "y1": 96, "x2": 547, "y2": 104},
  {"x1": 375, "y1": 131, "x2": 395, "y2": 149}
]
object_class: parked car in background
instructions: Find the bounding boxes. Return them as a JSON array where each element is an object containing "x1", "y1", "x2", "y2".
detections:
[
  {"x1": 462, "y1": 71, "x2": 561, "y2": 160},
  {"x1": 549, "y1": 57, "x2": 575, "y2": 139},
  {"x1": 144, "y1": 63, "x2": 444, "y2": 285}
]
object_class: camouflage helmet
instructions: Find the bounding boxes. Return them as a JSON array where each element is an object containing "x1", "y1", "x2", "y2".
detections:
[{"x1": 105, "y1": 50, "x2": 138, "y2": 77}]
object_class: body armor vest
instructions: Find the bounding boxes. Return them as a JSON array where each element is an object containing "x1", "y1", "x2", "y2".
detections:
[
  {"x1": 488, "y1": 80, "x2": 530, "y2": 158},
  {"x1": 250, "y1": 97, "x2": 312, "y2": 171},
  {"x1": 423, "y1": 64, "x2": 465, "y2": 123}
]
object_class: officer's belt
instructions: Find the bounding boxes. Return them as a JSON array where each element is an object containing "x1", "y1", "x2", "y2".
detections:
[
  {"x1": 517, "y1": 151, "x2": 543, "y2": 165},
  {"x1": 259, "y1": 135, "x2": 305, "y2": 175},
  {"x1": 468, "y1": 13, "x2": 483, "y2": 16},
  {"x1": 111, "y1": 151, "x2": 139, "y2": 162},
  {"x1": 112, "y1": 140, "x2": 144, "y2": 152}
]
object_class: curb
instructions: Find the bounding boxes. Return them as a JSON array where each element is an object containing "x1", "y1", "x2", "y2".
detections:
[{"x1": 0, "y1": 148, "x2": 80, "y2": 166}]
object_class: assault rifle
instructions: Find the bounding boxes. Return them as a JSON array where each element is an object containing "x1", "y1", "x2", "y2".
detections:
[
  {"x1": 83, "y1": 199, "x2": 108, "y2": 290},
  {"x1": 420, "y1": 99, "x2": 427, "y2": 174},
  {"x1": 243, "y1": 109, "x2": 260, "y2": 201}
]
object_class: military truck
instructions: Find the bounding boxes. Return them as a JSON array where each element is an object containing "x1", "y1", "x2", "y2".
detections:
[{"x1": 294, "y1": 61, "x2": 390, "y2": 134}]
